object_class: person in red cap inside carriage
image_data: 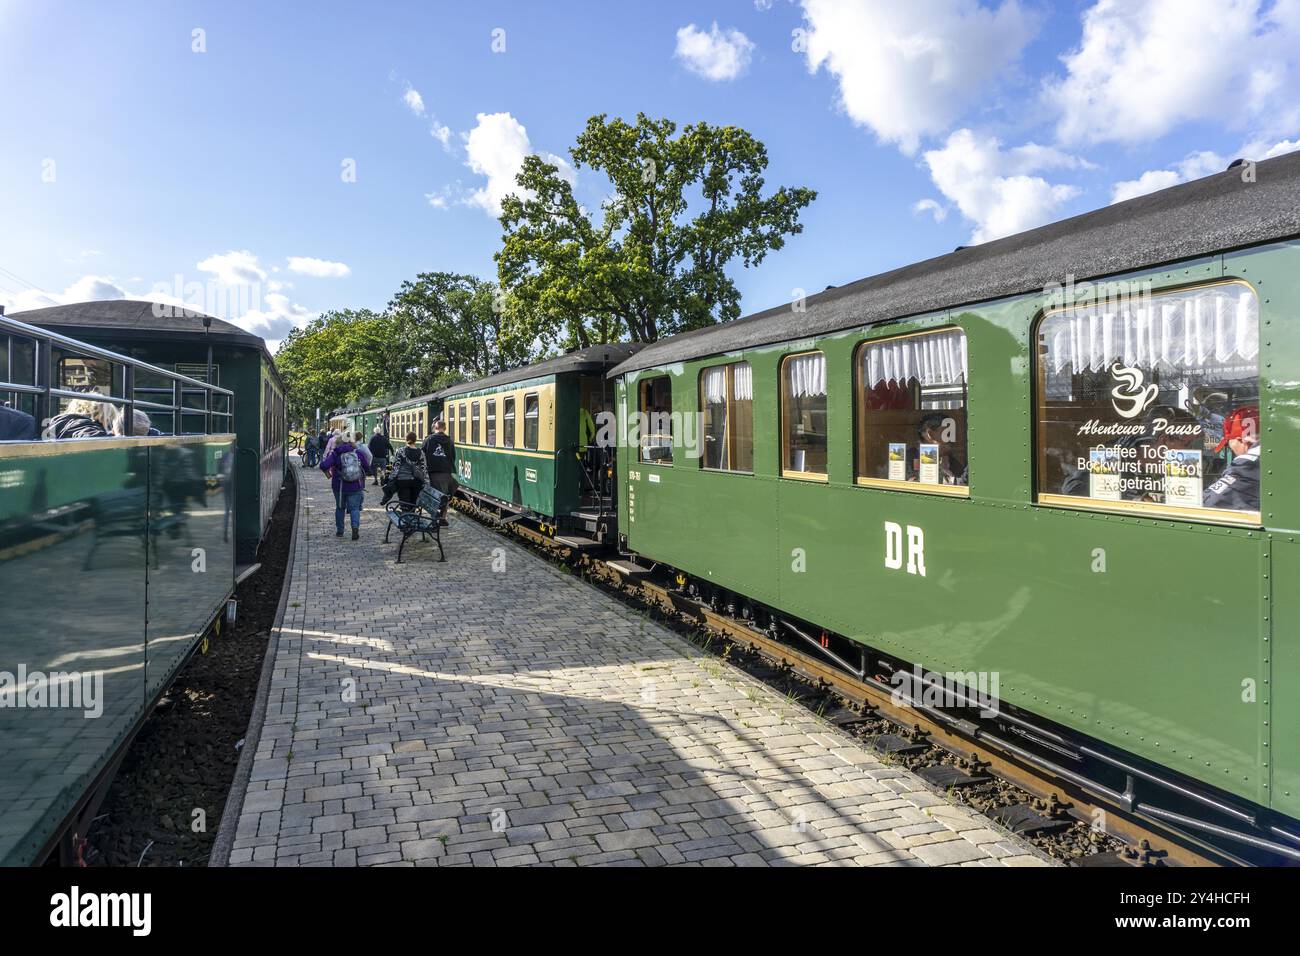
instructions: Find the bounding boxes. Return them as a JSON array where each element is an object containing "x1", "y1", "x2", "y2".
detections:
[{"x1": 1203, "y1": 405, "x2": 1260, "y2": 512}]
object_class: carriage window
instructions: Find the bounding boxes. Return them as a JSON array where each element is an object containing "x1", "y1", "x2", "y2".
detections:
[
  {"x1": 523, "y1": 393, "x2": 539, "y2": 450},
  {"x1": 471, "y1": 401, "x2": 481, "y2": 445},
  {"x1": 503, "y1": 397, "x2": 516, "y2": 447},
  {"x1": 486, "y1": 399, "x2": 497, "y2": 446},
  {"x1": 781, "y1": 352, "x2": 827, "y2": 479},
  {"x1": 700, "y1": 362, "x2": 753, "y2": 472},
  {"x1": 857, "y1": 329, "x2": 968, "y2": 491},
  {"x1": 638, "y1": 376, "x2": 673, "y2": 464},
  {"x1": 1036, "y1": 282, "x2": 1260, "y2": 519}
]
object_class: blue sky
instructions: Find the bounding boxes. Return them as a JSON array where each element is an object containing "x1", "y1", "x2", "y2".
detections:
[{"x1": 2, "y1": 0, "x2": 1297, "y2": 349}]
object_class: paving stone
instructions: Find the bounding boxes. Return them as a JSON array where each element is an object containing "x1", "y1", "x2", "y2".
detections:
[{"x1": 226, "y1": 467, "x2": 1048, "y2": 869}]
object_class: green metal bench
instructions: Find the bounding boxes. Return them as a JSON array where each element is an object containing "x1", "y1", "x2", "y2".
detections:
[{"x1": 383, "y1": 484, "x2": 446, "y2": 564}]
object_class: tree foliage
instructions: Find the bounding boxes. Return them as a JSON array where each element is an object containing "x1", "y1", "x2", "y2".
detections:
[
  {"x1": 275, "y1": 274, "x2": 543, "y2": 427},
  {"x1": 278, "y1": 115, "x2": 815, "y2": 424},
  {"x1": 497, "y1": 113, "x2": 816, "y2": 346}
]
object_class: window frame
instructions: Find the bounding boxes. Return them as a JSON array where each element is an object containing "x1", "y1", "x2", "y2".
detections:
[
  {"x1": 698, "y1": 361, "x2": 753, "y2": 475},
  {"x1": 853, "y1": 326, "x2": 970, "y2": 499},
  {"x1": 637, "y1": 375, "x2": 674, "y2": 466},
  {"x1": 779, "y1": 350, "x2": 828, "y2": 482},
  {"x1": 471, "y1": 401, "x2": 481, "y2": 445},
  {"x1": 523, "y1": 392, "x2": 540, "y2": 451},
  {"x1": 1032, "y1": 277, "x2": 1262, "y2": 527},
  {"x1": 502, "y1": 396, "x2": 516, "y2": 448},
  {"x1": 485, "y1": 398, "x2": 497, "y2": 446}
]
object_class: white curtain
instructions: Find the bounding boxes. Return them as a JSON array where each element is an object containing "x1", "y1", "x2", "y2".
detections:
[
  {"x1": 1048, "y1": 285, "x2": 1258, "y2": 374},
  {"x1": 786, "y1": 353, "x2": 826, "y2": 398},
  {"x1": 732, "y1": 362, "x2": 753, "y2": 401},
  {"x1": 702, "y1": 366, "x2": 727, "y2": 405},
  {"x1": 864, "y1": 329, "x2": 967, "y2": 388}
]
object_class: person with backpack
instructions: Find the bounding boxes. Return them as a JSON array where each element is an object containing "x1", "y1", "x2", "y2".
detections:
[
  {"x1": 383, "y1": 431, "x2": 428, "y2": 507},
  {"x1": 367, "y1": 426, "x2": 392, "y2": 486},
  {"x1": 320, "y1": 430, "x2": 373, "y2": 539},
  {"x1": 421, "y1": 417, "x2": 456, "y2": 526}
]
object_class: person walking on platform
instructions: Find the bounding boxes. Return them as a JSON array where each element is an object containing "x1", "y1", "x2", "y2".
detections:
[
  {"x1": 368, "y1": 426, "x2": 392, "y2": 486},
  {"x1": 320, "y1": 430, "x2": 373, "y2": 539},
  {"x1": 384, "y1": 431, "x2": 428, "y2": 507},
  {"x1": 304, "y1": 431, "x2": 319, "y2": 467},
  {"x1": 421, "y1": 417, "x2": 457, "y2": 526}
]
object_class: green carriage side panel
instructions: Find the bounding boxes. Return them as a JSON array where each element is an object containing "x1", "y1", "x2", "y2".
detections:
[
  {"x1": 1238, "y1": 240, "x2": 1300, "y2": 819},
  {"x1": 0, "y1": 436, "x2": 236, "y2": 865},
  {"x1": 620, "y1": 246, "x2": 1287, "y2": 815},
  {"x1": 456, "y1": 445, "x2": 557, "y2": 516}
]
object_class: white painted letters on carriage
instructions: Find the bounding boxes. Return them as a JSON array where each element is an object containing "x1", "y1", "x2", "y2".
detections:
[{"x1": 884, "y1": 521, "x2": 926, "y2": 577}]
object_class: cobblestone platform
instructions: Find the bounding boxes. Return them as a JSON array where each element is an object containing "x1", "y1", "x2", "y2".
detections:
[{"x1": 226, "y1": 465, "x2": 1051, "y2": 867}]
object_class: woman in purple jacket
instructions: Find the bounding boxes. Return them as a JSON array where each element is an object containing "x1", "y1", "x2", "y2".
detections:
[{"x1": 320, "y1": 435, "x2": 373, "y2": 539}]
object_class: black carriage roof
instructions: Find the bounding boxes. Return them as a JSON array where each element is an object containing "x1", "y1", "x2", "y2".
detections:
[
  {"x1": 435, "y1": 343, "x2": 645, "y2": 399},
  {"x1": 12, "y1": 299, "x2": 282, "y2": 376},
  {"x1": 610, "y1": 151, "x2": 1300, "y2": 377}
]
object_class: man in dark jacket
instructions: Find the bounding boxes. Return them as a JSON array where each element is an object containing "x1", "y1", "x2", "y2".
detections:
[
  {"x1": 368, "y1": 426, "x2": 393, "y2": 485},
  {"x1": 421, "y1": 418, "x2": 457, "y2": 526},
  {"x1": 0, "y1": 404, "x2": 38, "y2": 441}
]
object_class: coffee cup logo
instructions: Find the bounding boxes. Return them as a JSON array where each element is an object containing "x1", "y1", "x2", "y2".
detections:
[{"x1": 1109, "y1": 362, "x2": 1159, "y2": 419}]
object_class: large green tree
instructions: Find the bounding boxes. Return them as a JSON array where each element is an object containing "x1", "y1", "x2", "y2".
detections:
[
  {"x1": 497, "y1": 113, "x2": 816, "y2": 346},
  {"x1": 387, "y1": 271, "x2": 539, "y2": 391},
  {"x1": 276, "y1": 308, "x2": 395, "y2": 425}
]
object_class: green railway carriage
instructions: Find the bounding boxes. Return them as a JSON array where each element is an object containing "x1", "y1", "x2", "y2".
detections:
[
  {"x1": 13, "y1": 300, "x2": 287, "y2": 565},
  {"x1": 383, "y1": 392, "x2": 442, "y2": 443},
  {"x1": 329, "y1": 394, "x2": 441, "y2": 445},
  {"x1": 609, "y1": 152, "x2": 1300, "y2": 860},
  {"x1": 436, "y1": 345, "x2": 641, "y2": 542}
]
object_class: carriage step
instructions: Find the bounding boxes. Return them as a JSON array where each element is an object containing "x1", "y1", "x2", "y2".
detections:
[
  {"x1": 606, "y1": 559, "x2": 652, "y2": 579},
  {"x1": 553, "y1": 535, "x2": 602, "y2": 553},
  {"x1": 570, "y1": 510, "x2": 601, "y2": 532}
]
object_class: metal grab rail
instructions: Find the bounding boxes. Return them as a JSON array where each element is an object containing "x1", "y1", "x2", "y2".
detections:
[{"x1": 0, "y1": 310, "x2": 234, "y2": 437}]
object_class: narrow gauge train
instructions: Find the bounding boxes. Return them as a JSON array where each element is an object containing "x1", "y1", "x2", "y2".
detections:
[
  {"x1": 329, "y1": 392, "x2": 442, "y2": 445},
  {"x1": 436, "y1": 345, "x2": 641, "y2": 546},
  {"x1": 13, "y1": 300, "x2": 288, "y2": 564},
  {"x1": 0, "y1": 307, "x2": 278, "y2": 865},
  {"x1": 603, "y1": 152, "x2": 1300, "y2": 863}
]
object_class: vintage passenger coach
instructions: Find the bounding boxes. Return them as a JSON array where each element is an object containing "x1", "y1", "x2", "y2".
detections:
[{"x1": 607, "y1": 151, "x2": 1300, "y2": 861}]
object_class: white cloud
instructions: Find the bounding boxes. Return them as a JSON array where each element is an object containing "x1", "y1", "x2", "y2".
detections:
[
  {"x1": 1240, "y1": 135, "x2": 1300, "y2": 160},
  {"x1": 1109, "y1": 150, "x2": 1227, "y2": 204},
  {"x1": 461, "y1": 112, "x2": 575, "y2": 217},
  {"x1": 403, "y1": 86, "x2": 425, "y2": 116},
  {"x1": 800, "y1": 0, "x2": 1037, "y2": 154},
  {"x1": 431, "y1": 122, "x2": 452, "y2": 151},
  {"x1": 1049, "y1": 0, "x2": 1300, "y2": 147},
  {"x1": 197, "y1": 250, "x2": 266, "y2": 285},
  {"x1": 286, "y1": 256, "x2": 350, "y2": 278},
  {"x1": 230, "y1": 292, "x2": 314, "y2": 351},
  {"x1": 1261, "y1": 137, "x2": 1300, "y2": 158},
  {"x1": 912, "y1": 199, "x2": 948, "y2": 223},
  {"x1": 1, "y1": 275, "x2": 191, "y2": 316},
  {"x1": 923, "y1": 128, "x2": 1081, "y2": 243},
  {"x1": 675, "y1": 22, "x2": 756, "y2": 81}
]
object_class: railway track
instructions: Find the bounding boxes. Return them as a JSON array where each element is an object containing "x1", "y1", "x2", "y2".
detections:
[{"x1": 450, "y1": 494, "x2": 1231, "y2": 867}]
